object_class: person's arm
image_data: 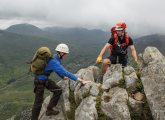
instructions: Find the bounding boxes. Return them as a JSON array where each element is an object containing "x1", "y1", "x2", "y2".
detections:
[
  {"x1": 96, "y1": 43, "x2": 111, "y2": 64},
  {"x1": 53, "y1": 64, "x2": 77, "y2": 81},
  {"x1": 51, "y1": 61, "x2": 91, "y2": 84},
  {"x1": 99, "y1": 43, "x2": 111, "y2": 56},
  {"x1": 51, "y1": 61, "x2": 77, "y2": 81},
  {"x1": 63, "y1": 76, "x2": 91, "y2": 84},
  {"x1": 130, "y1": 45, "x2": 138, "y2": 62}
]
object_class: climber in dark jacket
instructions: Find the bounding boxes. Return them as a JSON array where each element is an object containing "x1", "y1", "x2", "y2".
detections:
[
  {"x1": 31, "y1": 43, "x2": 91, "y2": 120},
  {"x1": 96, "y1": 22, "x2": 138, "y2": 78}
]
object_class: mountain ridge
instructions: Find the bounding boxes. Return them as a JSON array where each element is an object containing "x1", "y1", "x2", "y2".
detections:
[{"x1": 6, "y1": 23, "x2": 49, "y2": 38}]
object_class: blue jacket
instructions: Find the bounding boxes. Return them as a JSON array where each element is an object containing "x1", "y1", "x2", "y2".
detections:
[{"x1": 36, "y1": 54, "x2": 78, "y2": 81}]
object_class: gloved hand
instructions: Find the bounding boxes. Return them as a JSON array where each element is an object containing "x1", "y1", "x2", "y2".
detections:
[
  {"x1": 96, "y1": 56, "x2": 102, "y2": 64},
  {"x1": 135, "y1": 60, "x2": 139, "y2": 65},
  {"x1": 134, "y1": 60, "x2": 141, "y2": 70}
]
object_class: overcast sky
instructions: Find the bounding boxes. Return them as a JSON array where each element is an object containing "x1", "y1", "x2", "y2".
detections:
[{"x1": 0, "y1": 0, "x2": 164, "y2": 36}]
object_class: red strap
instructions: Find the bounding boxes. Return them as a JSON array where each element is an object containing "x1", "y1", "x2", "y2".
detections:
[
  {"x1": 120, "y1": 43, "x2": 127, "y2": 47},
  {"x1": 109, "y1": 45, "x2": 113, "y2": 54},
  {"x1": 125, "y1": 34, "x2": 129, "y2": 45},
  {"x1": 113, "y1": 33, "x2": 118, "y2": 46},
  {"x1": 109, "y1": 33, "x2": 130, "y2": 53}
]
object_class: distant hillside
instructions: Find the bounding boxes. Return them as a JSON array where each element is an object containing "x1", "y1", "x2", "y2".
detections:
[
  {"x1": 6, "y1": 23, "x2": 48, "y2": 38},
  {"x1": 44, "y1": 27, "x2": 109, "y2": 43},
  {"x1": 134, "y1": 34, "x2": 165, "y2": 55},
  {"x1": 5, "y1": 24, "x2": 110, "y2": 67},
  {"x1": 6, "y1": 24, "x2": 109, "y2": 44}
]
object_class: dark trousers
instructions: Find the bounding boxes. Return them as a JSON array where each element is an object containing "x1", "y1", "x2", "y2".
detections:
[
  {"x1": 107, "y1": 54, "x2": 128, "y2": 67},
  {"x1": 31, "y1": 79, "x2": 62, "y2": 120}
]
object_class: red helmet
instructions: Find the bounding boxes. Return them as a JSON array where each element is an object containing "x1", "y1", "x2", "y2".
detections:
[{"x1": 115, "y1": 22, "x2": 127, "y2": 31}]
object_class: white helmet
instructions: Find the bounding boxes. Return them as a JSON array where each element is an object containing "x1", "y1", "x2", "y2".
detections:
[
  {"x1": 115, "y1": 26, "x2": 124, "y2": 31},
  {"x1": 55, "y1": 43, "x2": 69, "y2": 53}
]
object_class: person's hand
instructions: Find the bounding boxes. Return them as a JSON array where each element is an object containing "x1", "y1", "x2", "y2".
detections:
[
  {"x1": 96, "y1": 55, "x2": 102, "y2": 64},
  {"x1": 77, "y1": 77, "x2": 91, "y2": 85},
  {"x1": 81, "y1": 80, "x2": 91, "y2": 85},
  {"x1": 134, "y1": 58, "x2": 138, "y2": 63},
  {"x1": 63, "y1": 76, "x2": 69, "y2": 80},
  {"x1": 134, "y1": 60, "x2": 141, "y2": 71},
  {"x1": 135, "y1": 60, "x2": 140, "y2": 66}
]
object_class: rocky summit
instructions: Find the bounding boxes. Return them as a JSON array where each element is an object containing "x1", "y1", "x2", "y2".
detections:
[{"x1": 9, "y1": 47, "x2": 165, "y2": 120}]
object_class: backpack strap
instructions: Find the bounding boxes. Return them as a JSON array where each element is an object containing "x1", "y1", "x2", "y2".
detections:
[
  {"x1": 125, "y1": 33, "x2": 129, "y2": 45},
  {"x1": 109, "y1": 33, "x2": 118, "y2": 54},
  {"x1": 109, "y1": 33, "x2": 130, "y2": 54},
  {"x1": 113, "y1": 33, "x2": 118, "y2": 46}
]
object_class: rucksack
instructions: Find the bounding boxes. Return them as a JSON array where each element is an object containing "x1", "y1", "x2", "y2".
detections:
[
  {"x1": 111, "y1": 26, "x2": 116, "y2": 35},
  {"x1": 109, "y1": 33, "x2": 130, "y2": 54},
  {"x1": 30, "y1": 47, "x2": 53, "y2": 75}
]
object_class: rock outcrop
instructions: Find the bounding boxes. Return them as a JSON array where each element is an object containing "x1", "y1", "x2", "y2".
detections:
[
  {"x1": 124, "y1": 66, "x2": 139, "y2": 93},
  {"x1": 75, "y1": 96, "x2": 98, "y2": 120},
  {"x1": 101, "y1": 87, "x2": 131, "y2": 120},
  {"x1": 141, "y1": 47, "x2": 165, "y2": 120},
  {"x1": 102, "y1": 64, "x2": 123, "y2": 90},
  {"x1": 13, "y1": 46, "x2": 165, "y2": 120}
]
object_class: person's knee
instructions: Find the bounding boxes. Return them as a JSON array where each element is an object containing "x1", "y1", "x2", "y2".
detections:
[{"x1": 102, "y1": 59, "x2": 110, "y2": 65}]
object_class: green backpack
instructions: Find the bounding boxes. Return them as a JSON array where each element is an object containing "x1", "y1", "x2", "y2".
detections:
[{"x1": 30, "y1": 47, "x2": 53, "y2": 75}]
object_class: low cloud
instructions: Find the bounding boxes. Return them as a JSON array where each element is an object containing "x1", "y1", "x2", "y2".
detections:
[{"x1": 0, "y1": 0, "x2": 164, "y2": 36}]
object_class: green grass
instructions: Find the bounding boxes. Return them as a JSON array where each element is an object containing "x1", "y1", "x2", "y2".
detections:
[
  {"x1": 0, "y1": 79, "x2": 33, "y2": 120},
  {"x1": 0, "y1": 74, "x2": 52, "y2": 120},
  {"x1": 95, "y1": 87, "x2": 108, "y2": 120},
  {"x1": 119, "y1": 79, "x2": 126, "y2": 89},
  {"x1": 0, "y1": 102, "x2": 31, "y2": 120},
  {"x1": 0, "y1": 90, "x2": 33, "y2": 120}
]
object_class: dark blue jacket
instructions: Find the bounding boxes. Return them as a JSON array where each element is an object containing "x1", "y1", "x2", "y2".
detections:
[{"x1": 36, "y1": 54, "x2": 78, "y2": 81}]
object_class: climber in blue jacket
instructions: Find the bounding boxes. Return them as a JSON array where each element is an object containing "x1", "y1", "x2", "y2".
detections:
[
  {"x1": 31, "y1": 43, "x2": 91, "y2": 120},
  {"x1": 36, "y1": 53, "x2": 78, "y2": 81}
]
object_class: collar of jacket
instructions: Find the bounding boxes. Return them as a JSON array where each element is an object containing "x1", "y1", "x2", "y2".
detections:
[{"x1": 54, "y1": 54, "x2": 62, "y2": 64}]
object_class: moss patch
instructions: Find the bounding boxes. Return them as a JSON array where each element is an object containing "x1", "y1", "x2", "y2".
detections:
[
  {"x1": 127, "y1": 101, "x2": 142, "y2": 120},
  {"x1": 95, "y1": 88, "x2": 108, "y2": 120},
  {"x1": 128, "y1": 98, "x2": 153, "y2": 120},
  {"x1": 136, "y1": 79, "x2": 144, "y2": 93},
  {"x1": 141, "y1": 99, "x2": 153, "y2": 120},
  {"x1": 66, "y1": 89, "x2": 77, "y2": 120},
  {"x1": 119, "y1": 79, "x2": 126, "y2": 89},
  {"x1": 127, "y1": 76, "x2": 153, "y2": 120}
]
